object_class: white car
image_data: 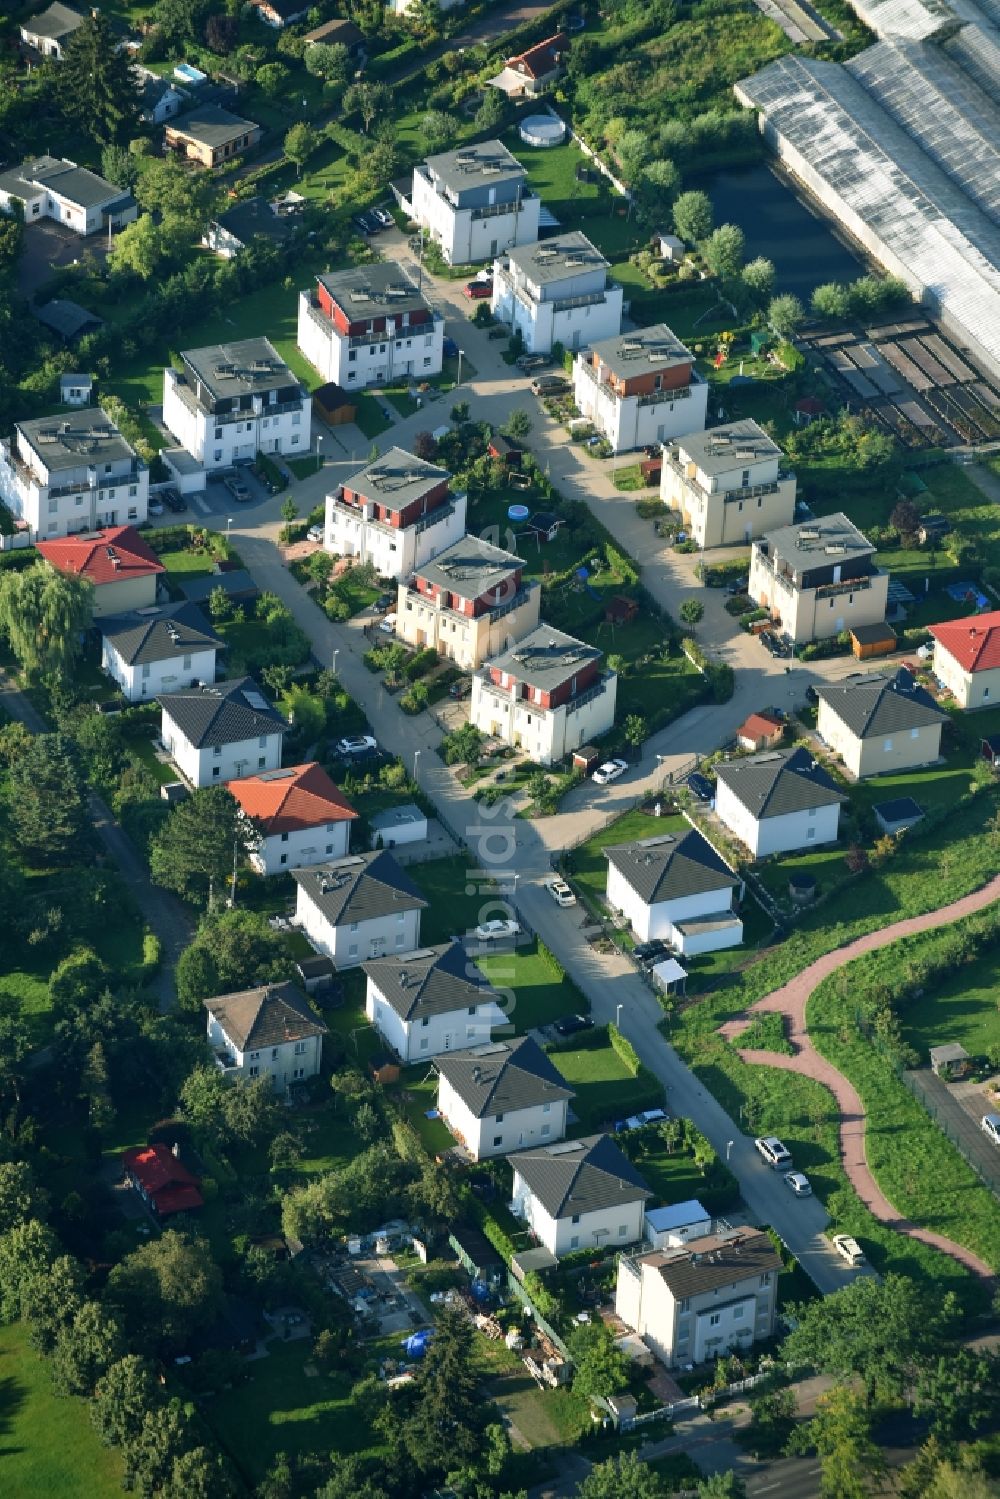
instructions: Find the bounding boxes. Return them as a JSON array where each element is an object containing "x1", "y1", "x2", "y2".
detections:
[
  {"x1": 148, "y1": 497, "x2": 164, "y2": 516},
  {"x1": 754, "y1": 1135, "x2": 792, "y2": 1170},
  {"x1": 545, "y1": 878, "x2": 577, "y2": 908},
  {"x1": 378, "y1": 613, "x2": 397, "y2": 635},
  {"x1": 592, "y1": 758, "x2": 628, "y2": 786},
  {"x1": 832, "y1": 1233, "x2": 865, "y2": 1266},
  {"x1": 307, "y1": 525, "x2": 324, "y2": 543},
  {"x1": 981, "y1": 1114, "x2": 1000, "y2": 1146},
  {"x1": 785, "y1": 1171, "x2": 812, "y2": 1197},
  {"x1": 335, "y1": 735, "x2": 377, "y2": 756},
  {"x1": 474, "y1": 918, "x2": 520, "y2": 941}
]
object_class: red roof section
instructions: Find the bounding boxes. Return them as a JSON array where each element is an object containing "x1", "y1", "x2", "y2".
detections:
[
  {"x1": 739, "y1": 711, "x2": 784, "y2": 740},
  {"x1": 36, "y1": 525, "x2": 164, "y2": 586},
  {"x1": 929, "y1": 610, "x2": 1000, "y2": 673},
  {"x1": 123, "y1": 1144, "x2": 203, "y2": 1217},
  {"x1": 228, "y1": 761, "x2": 358, "y2": 835},
  {"x1": 510, "y1": 31, "x2": 568, "y2": 78}
]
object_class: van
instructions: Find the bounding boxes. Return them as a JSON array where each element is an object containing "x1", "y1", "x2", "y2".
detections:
[{"x1": 754, "y1": 1136, "x2": 792, "y2": 1170}]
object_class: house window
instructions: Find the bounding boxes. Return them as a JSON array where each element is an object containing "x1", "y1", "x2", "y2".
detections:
[
  {"x1": 570, "y1": 1235, "x2": 579, "y2": 1249},
  {"x1": 423, "y1": 357, "x2": 432, "y2": 368},
  {"x1": 293, "y1": 1067, "x2": 305, "y2": 1079},
  {"x1": 214, "y1": 450, "x2": 222, "y2": 462},
  {"x1": 541, "y1": 1123, "x2": 550, "y2": 1136},
  {"x1": 420, "y1": 1038, "x2": 428, "y2": 1050},
  {"x1": 348, "y1": 943, "x2": 358, "y2": 956},
  {"x1": 258, "y1": 756, "x2": 266, "y2": 768},
  {"x1": 271, "y1": 1048, "x2": 278, "y2": 1059},
  {"x1": 617, "y1": 1224, "x2": 627, "y2": 1237},
  {"x1": 326, "y1": 844, "x2": 334, "y2": 854},
  {"x1": 248, "y1": 1065, "x2": 259, "y2": 1077},
  {"x1": 350, "y1": 922, "x2": 359, "y2": 932},
  {"x1": 128, "y1": 507, "x2": 138, "y2": 521},
  {"x1": 397, "y1": 912, "x2": 405, "y2": 923},
  {"x1": 496, "y1": 1113, "x2": 504, "y2": 1123},
  {"x1": 280, "y1": 853, "x2": 287, "y2": 865},
  {"x1": 808, "y1": 806, "x2": 816, "y2": 817},
  {"x1": 421, "y1": 1017, "x2": 429, "y2": 1027},
  {"x1": 215, "y1": 428, "x2": 223, "y2": 439},
  {"x1": 493, "y1": 1134, "x2": 503, "y2": 1146},
  {"x1": 910, "y1": 727, "x2": 920, "y2": 739},
  {"x1": 542, "y1": 1102, "x2": 551, "y2": 1113},
  {"x1": 259, "y1": 736, "x2": 268, "y2": 748},
  {"x1": 468, "y1": 1005, "x2": 476, "y2": 1015},
  {"x1": 212, "y1": 767, "x2": 220, "y2": 778},
  {"x1": 395, "y1": 932, "x2": 406, "y2": 945},
  {"x1": 281, "y1": 832, "x2": 289, "y2": 842},
  {"x1": 571, "y1": 1213, "x2": 580, "y2": 1224},
  {"x1": 292, "y1": 414, "x2": 301, "y2": 426},
  {"x1": 183, "y1": 655, "x2": 191, "y2": 670},
  {"x1": 349, "y1": 351, "x2": 357, "y2": 362},
  {"x1": 709, "y1": 1312, "x2": 721, "y2": 1326},
  {"x1": 292, "y1": 437, "x2": 300, "y2": 446},
  {"x1": 294, "y1": 1041, "x2": 306, "y2": 1055},
  {"x1": 807, "y1": 827, "x2": 816, "y2": 840},
  {"x1": 141, "y1": 664, "x2": 150, "y2": 678}
]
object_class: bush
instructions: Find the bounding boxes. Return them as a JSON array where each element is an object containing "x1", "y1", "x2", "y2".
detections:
[
  {"x1": 608, "y1": 1023, "x2": 641, "y2": 1077},
  {"x1": 403, "y1": 647, "x2": 438, "y2": 682}
]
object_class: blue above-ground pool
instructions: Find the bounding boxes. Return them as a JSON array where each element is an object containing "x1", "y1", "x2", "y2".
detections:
[{"x1": 508, "y1": 504, "x2": 530, "y2": 522}]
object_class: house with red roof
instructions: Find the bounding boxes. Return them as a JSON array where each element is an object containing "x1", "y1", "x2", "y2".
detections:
[
  {"x1": 228, "y1": 761, "x2": 358, "y2": 875},
  {"x1": 36, "y1": 524, "x2": 163, "y2": 617},
  {"x1": 491, "y1": 32, "x2": 568, "y2": 96},
  {"x1": 929, "y1": 610, "x2": 1000, "y2": 709},
  {"x1": 122, "y1": 1143, "x2": 204, "y2": 1218}
]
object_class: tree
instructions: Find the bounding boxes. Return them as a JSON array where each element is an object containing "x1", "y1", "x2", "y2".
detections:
[
  {"x1": 413, "y1": 431, "x2": 438, "y2": 461},
  {"x1": 616, "y1": 128, "x2": 649, "y2": 189},
  {"x1": 567, "y1": 1321, "x2": 628, "y2": 1400},
  {"x1": 890, "y1": 498, "x2": 921, "y2": 539},
  {"x1": 150, "y1": 785, "x2": 246, "y2": 902},
  {"x1": 696, "y1": 1476, "x2": 746, "y2": 1499},
  {"x1": 704, "y1": 224, "x2": 745, "y2": 279},
  {"x1": 0, "y1": 561, "x2": 92, "y2": 679},
  {"x1": 105, "y1": 1231, "x2": 223, "y2": 1353},
  {"x1": 50, "y1": 1300, "x2": 125, "y2": 1396},
  {"x1": 134, "y1": 157, "x2": 219, "y2": 241},
  {"x1": 344, "y1": 80, "x2": 389, "y2": 133},
  {"x1": 175, "y1": 908, "x2": 292, "y2": 1011},
  {"x1": 405, "y1": 0, "x2": 443, "y2": 37},
  {"x1": 21, "y1": 1254, "x2": 84, "y2": 1353},
  {"x1": 421, "y1": 110, "x2": 459, "y2": 153},
  {"x1": 680, "y1": 598, "x2": 704, "y2": 625},
  {"x1": 108, "y1": 213, "x2": 170, "y2": 280},
  {"x1": 624, "y1": 714, "x2": 646, "y2": 752},
  {"x1": 0, "y1": 1219, "x2": 59, "y2": 1322},
  {"x1": 162, "y1": 1445, "x2": 234, "y2": 1499},
  {"x1": 0, "y1": 1161, "x2": 46, "y2": 1236},
  {"x1": 127, "y1": 1399, "x2": 194, "y2": 1495},
  {"x1": 475, "y1": 88, "x2": 507, "y2": 132},
  {"x1": 256, "y1": 62, "x2": 289, "y2": 98},
  {"x1": 101, "y1": 144, "x2": 139, "y2": 191},
  {"x1": 304, "y1": 42, "x2": 349, "y2": 83},
  {"x1": 286, "y1": 685, "x2": 325, "y2": 746},
  {"x1": 811, "y1": 282, "x2": 850, "y2": 320},
  {"x1": 400, "y1": 1306, "x2": 486, "y2": 1478},
  {"x1": 8, "y1": 734, "x2": 89, "y2": 862},
  {"x1": 82, "y1": 1040, "x2": 116, "y2": 1134},
  {"x1": 788, "y1": 1385, "x2": 884, "y2": 1499},
  {"x1": 672, "y1": 190, "x2": 713, "y2": 245},
  {"x1": 49, "y1": 947, "x2": 108, "y2": 1016},
  {"x1": 285, "y1": 122, "x2": 320, "y2": 177},
  {"x1": 635, "y1": 158, "x2": 679, "y2": 224},
  {"x1": 60, "y1": 12, "x2": 139, "y2": 143},
  {"x1": 767, "y1": 293, "x2": 805, "y2": 336},
  {"x1": 577, "y1": 1452, "x2": 666, "y2": 1498},
  {"x1": 502, "y1": 409, "x2": 533, "y2": 441},
  {"x1": 913, "y1": 1349, "x2": 998, "y2": 1443},
  {"x1": 220, "y1": 1074, "x2": 280, "y2": 1145},
  {"x1": 91, "y1": 1354, "x2": 160, "y2": 1449},
  {"x1": 441, "y1": 722, "x2": 484, "y2": 766},
  {"x1": 0, "y1": 996, "x2": 30, "y2": 1113},
  {"x1": 204, "y1": 12, "x2": 238, "y2": 50},
  {"x1": 154, "y1": 0, "x2": 204, "y2": 46},
  {"x1": 741, "y1": 256, "x2": 775, "y2": 306}
]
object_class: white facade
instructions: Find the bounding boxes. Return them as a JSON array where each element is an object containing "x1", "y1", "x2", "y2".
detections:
[
  {"x1": 661, "y1": 422, "x2": 796, "y2": 550},
  {"x1": 714, "y1": 779, "x2": 842, "y2": 857},
  {"x1": 573, "y1": 358, "x2": 709, "y2": 455},
  {"x1": 206, "y1": 1012, "x2": 323, "y2": 1089},
  {"x1": 0, "y1": 412, "x2": 148, "y2": 540},
  {"x1": 366, "y1": 976, "x2": 505, "y2": 1063},
  {"x1": 437, "y1": 1071, "x2": 568, "y2": 1160},
  {"x1": 410, "y1": 147, "x2": 541, "y2": 267},
  {"x1": 0, "y1": 157, "x2": 137, "y2": 237},
  {"x1": 161, "y1": 717, "x2": 284, "y2": 789},
  {"x1": 161, "y1": 340, "x2": 311, "y2": 469},
  {"x1": 296, "y1": 892, "x2": 422, "y2": 971},
  {"x1": 490, "y1": 234, "x2": 623, "y2": 355},
  {"x1": 251, "y1": 818, "x2": 351, "y2": 877},
  {"x1": 325, "y1": 489, "x2": 467, "y2": 580},
  {"x1": 102, "y1": 637, "x2": 217, "y2": 703},
  {"x1": 510, "y1": 1171, "x2": 645, "y2": 1257},
  {"x1": 297, "y1": 291, "x2": 445, "y2": 390},
  {"x1": 605, "y1": 862, "x2": 741, "y2": 952},
  {"x1": 470, "y1": 668, "x2": 617, "y2": 766}
]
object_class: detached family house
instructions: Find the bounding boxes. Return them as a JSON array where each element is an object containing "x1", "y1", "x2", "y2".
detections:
[
  {"x1": 395, "y1": 533, "x2": 541, "y2": 669},
  {"x1": 229, "y1": 761, "x2": 357, "y2": 875},
  {"x1": 714, "y1": 746, "x2": 847, "y2": 857},
  {"x1": 509, "y1": 1134, "x2": 652, "y2": 1258},
  {"x1": 19, "y1": 1, "x2": 84, "y2": 57},
  {"x1": 205, "y1": 981, "x2": 326, "y2": 1090},
  {"x1": 159, "y1": 677, "x2": 286, "y2": 787},
  {"x1": 410, "y1": 140, "x2": 541, "y2": 267},
  {"x1": 605, "y1": 829, "x2": 743, "y2": 956},
  {"x1": 435, "y1": 1036, "x2": 574, "y2": 1159},
  {"x1": 572, "y1": 325, "x2": 708, "y2": 455},
  {"x1": 0, "y1": 155, "x2": 136, "y2": 236},
  {"x1": 324, "y1": 447, "x2": 466, "y2": 581},
  {"x1": 100, "y1": 602, "x2": 220, "y2": 702},
  {"x1": 0, "y1": 409, "x2": 148, "y2": 540},
  {"x1": 293, "y1": 850, "x2": 427, "y2": 969},
  {"x1": 165, "y1": 105, "x2": 261, "y2": 169},
  {"x1": 490, "y1": 232, "x2": 623, "y2": 355},
  {"x1": 364, "y1": 940, "x2": 507, "y2": 1063},
  {"x1": 748, "y1": 513, "x2": 888, "y2": 645},
  {"x1": 36, "y1": 525, "x2": 162, "y2": 616},
  {"x1": 489, "y1": 32, "x2": 568, "y2": 97},
  {"x1": 661, "y1": 420, "x2": 796, "y2": 551},
  {"x1": 929, "y1": 610, "x2": 1000, "y2": 710},
  {"x1": 123, "y1": 1144, "x2": 203, "y2": 1219},
  {"x1": 815, "y1": 668, "x2": 947, "y2": 777},
  {"x1": 298, "y1": 262, "x2": 444, "y2": 390}
]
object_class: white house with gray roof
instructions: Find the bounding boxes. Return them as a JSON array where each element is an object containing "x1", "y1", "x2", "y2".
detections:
[
  {"x1": 749, "y1": 512, "x2": 889, "y2": 644},
  {"x1": 19, "y1": 1, "x2": 84, "y2": 57},
  {"x1": 509, "y1": 1134, "x2": 653, "y2": 1257},
  {"x1": 0, "y1": 408, "x2": 147, "y2": 539},
  {"x1": 364, "y1": 940, "x2": 507, "y2": 1061},
  {"x1": 470, "y1": 622, "x2": 617, "y2": 765},
  {"x1": 101, "y1": 602, "x2": 220, "y2": 702},
  {"x1": 605, "y1": 829, "x2": 743, "y2": 955},
  {"x1": 0, "y1": 155, "x2": 136, "y2": 236},
  {"x1": 409, "y1": 140, "x2": 541, "y2": 267},
  {"x1": 435, "y1": 1036, "x2": 574, "y2": 1159},
  {"x1": 395, "y1": 533, "x2": 540, "y2": 667},
  {"x1": 325, "y1": 447, "x2": 466, "y2": 581},
  {"x1": 158, "y1": 676, "x2": 286, "y2": 787},
  {"x1": 205, "y1": 980, "x2": 326, "y2": 1091},
  {"x1": 572, "y1": 324, "x2": 708, "y2": 454},
  {"x1": 490, "y1": 232, "x2": 623, "y2": 354},
  {"x1": 162, "y1": 337, "x2": 310, "y2": 470},
  {"x1": 661, "y1": 420, "x2": 796, "y2": 550},
  {"x1": 815, "y1": 667, "x2": 947, "y2": 778},
  {"x1": 297, "y1": 261, "x2": 444, "y2": 389},
  {"x1": 714, "y1": 746, "x2": 847, "y2": 857},
  {"x1": 293, "y1": 851, "x2": 428, "y2": 970}
]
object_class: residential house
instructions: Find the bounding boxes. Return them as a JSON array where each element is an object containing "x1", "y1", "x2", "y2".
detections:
[
  {"x1": 388, "y1": 0, "x2": 464, "y2": 16},
  {"x1": 660, "y1": 420, "x2": 796, "y2": 550},
  {"x1": 0, "y1": 155, "x2": 136, "y2": 236},
  {"x1": 714, "y1": 746, "x2": 847, "y2": 858},
  {"x1": 303, "y1": 17, "x2": 364, "y2": 48},
  {"x1": 247, "y1": 0, "x2": 310, "y2": 25},
  {"x1": 736, "y1": 710, "x2": 785, "y2": 753},
  {"x1": 298, "y1": 262, "x2": 444, "y2": 389},
  {"x1": 410, "y1": 140, "x2": 541, "y2": 267},
  {"x1": 164, "y1": 106, "x2": 261, "y2": 169},
  {"x1": 395, "y1": 533, "x2": 540, "y2": 668},
  {"x1": 100, "y1": 601, "x2": 220, "y2": 702},
  {"x1": 489, "y1": 32, "x2": 568, "y2": 97},
  {"x1": 929, "y1": 610, "x2": 1000, "y2": 709},
  {"x1": 572, "y1": 324, "x2": 708, "y2": 455},
  {"x1": 604, "y1": 829, "x2": 744, "y2": 956},
  {"x1": 205, "y1": 981, "x2": 326, "y2": 1089},
  {"x1": 324, "y1": 447, "x2": 466, "y2": 580},
  {"x1": 435, "y1": 1036, "x2": 574, "y2": 1160},
  {"x1": 615, "y1": 1228, "x2": 782, "y2": 1368},
  {"x1": 509, "y1": 1134, "x2": 653, "y2": 1257},
  {"x1": 122, "y1": 1144, "x2": 204, "y2": 1218},
  {"x1": 490, "y1": 232, "x2": 623, "y2": 355},
  {"x1": 470, "y1": 623, "x2": 617, "y2": 766},
  {"x1": 292, "y1": 850, "x2": 428, "y2": 969},
  {"x1": 162, "y1": 337, "x2": 311, "y2": 470},
  {"x1": 364, "y1": 940, "x2": 508, "y2": 1063},
  {"x1": 19, "y1": 2, "x2": 84, "y2": 58},
  {"x1": 203, "y1": 196, "x2": 295, "y2": 259},
  {"x1": 0, "y1": 409, "x2": 148, "y2": 540},
  {"x1": 133, "y1": 67, "x2": 187, "y2": 125},
  {"x1": 815, "y1": 668, "x2": 947, "y2": 777},
  {"x1": 748, "y1": 513, "x2": 889, "y2": 645},
  {"x1": 228, "y1": 761, "x2": 358, "y2": 875},
  {"x1": 59, "y1": 372, "x2": 93, "y2": 407},
  {"x1": 158, "y1": 677, "x2": 287, "y2": 788},
  {"x1": 36, "y1": 525, "x2": 163, "y2": 616}
]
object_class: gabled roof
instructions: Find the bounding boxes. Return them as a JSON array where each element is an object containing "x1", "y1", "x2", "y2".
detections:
[
  {"x1": 204, "y1": 980, "x2": 326, "y2": 1051},
  {"x1": 363, "y1": 940, "x2": 501, "y2": 1023},
  {"x1": 99, "y1": 601, "x2": 220, "y2": 666},
  {"x1": 292, "y1": 850, "x2": 427, "y2": 928},
  {"x1": 168, "y1": 104, "x2": 259, "y2": 149},
  {"x1": 304, "y1": 16, "x2": 364, "y2": 44},
  {"x1": 33, "y1": 299, "x2": 103, "y2": 340},
  {"x1": 157, "y1": 676, "x2": 286, "y2": 748},
  {"x1": 643, "y1": 1229, "x2": 782, "y2": 1298},
  {"x1": 929, "y1": 609, "x2": 1000, "y2": 672},
  {"x1": 605, "y1": 828, "x2": 739, "y2": 907},
  {"x1": 228, "y1": 761, "x2": 357, "y2": 836},
  {"x1": 738, "y1": 710, "x2": 784, "y2": 741},
  {"x1": 815, "y1": 667, "x2": 946, "y2": 739},
  {"x1": 715, "y1": 745, "x2": 847, "y2": 820},
  {"x1": 435, "y1": 1036, "x2": 573, "y2": 1117},
  {"x1": 509, "y1": 1133, "x2": 652, "y2": 1220},
  {"x1": 123, "y1": 1144, "x2": 203, "y2": 1215},
  {"x1": 21, "y1": 1, "x2": 84, "y2": 40},
  {"x1": 37, "y1": 525, "x2": 163, "y2": 585},
  {"x1": 509, "y1": 31, "x2": 569, "y2": 79}
]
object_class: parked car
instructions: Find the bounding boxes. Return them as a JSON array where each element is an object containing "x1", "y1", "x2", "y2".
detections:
[
  {"x1": 226, "y1": 478, "x2": 251, "y2": 503},
  {"x1": 96, "y1": 696, "x2": 125, "y2": 716},
  {"x1": 335, "y1": 735, "x2": 378, "y2": 757},
  {"x1": 531, "y1": 375, "x2": 569, "y2": 396},
  {"x1": 832, "y1": 1233, "x2": 865, "y2": 1266},
  {"x1": 785, "y1": 1172, "x2": 812, "y2": 1197},
  {"x1": 448, "y1": 678, "x2": 471, "y2": 700},
  {"x1": 981, "y1": 1114, "x2": 1000, "y2": 1146},
  {"x1": 686, "y1": 772, "x2": 714, "y2": 803},
  {"x1": 555, "y1": 1013, "x2": 594, "y2": 1037},
  {"x1": 725, "y1": 576, "x2": 749, "y2": 595},
  {"x1": 632, "y1": 938, "x2": 669, "y2": 964},
  {"x1": 443, "y1": 336, "x2": 460, "y2": 358},
  {"x1": 371, "y1": 205, "x2": 394, "y2": 229},
  {"x1": 754, "y1": 1135, "x2": 792, "y2": 1170},
  {"x1": 372, "y1": 592, "x2": 395, "y2": 613},
  {"x1": 804, "y1": 684, "x2": 820, "y2": 705},
  {"x1": 353, "y1": 210, "x2": 381, "y2": 235},
  {"x1": 464, "y1": 278, "x2": 493, "y2": 299},
  {"x1": 592, "y1": 758, "x2": 628, "y2": 786},
  {"x1": 161, "y1": 487, "x2": 187, "y2": 513},
  {"x1": 307, "y1": 524, "x2": 324, "y2": 544},
  {"x1": 148, "y1": 496, "x2": 164, "y2": 516},
  {"x1": 516, "y1": 354, "x2": 548, "y2": 372},
  {"x1": 545, "y1": 878, "x2": 577, "y2": 907},
  {"x1": 378, "y1": 613, "x2": 397, "y2": 635},
  {"x1": 474, "y1": 918, "x2": 520, "y2": 941}
]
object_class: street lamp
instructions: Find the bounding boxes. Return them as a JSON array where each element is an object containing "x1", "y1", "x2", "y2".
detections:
[
  {"x1": 457, "y1": 349, "x2": 464, "y2": 387},
  {"x1": 726, "y1": 1140, "x2": 734, "y2": 1163},
  {"x1": 226, "y1": 517, "x2": 233, "y2": 541},
  {"x1": 616, "y1": 1003, "x2": 623, "y2": 1028},
  {"x1": 331, "y1": 648, "x2": 339, "y2": 677},
  {"x1": 413, "y1": 749, "x2": 421, "y2": 780},
  {"x1": 316, "y1": 434, "x2": 324, "y2": 469}
]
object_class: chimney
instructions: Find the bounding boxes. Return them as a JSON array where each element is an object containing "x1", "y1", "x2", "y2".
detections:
[
  {"x1": 171, "y1": 1141, "x2": 180, "y2": 1158},
  {"x1": 472, "y1": 1065, "x2": 481, "y2": 1083}
]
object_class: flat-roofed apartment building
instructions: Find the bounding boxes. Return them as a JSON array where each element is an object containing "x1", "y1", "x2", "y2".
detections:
[
  {"x1": 490, "y1": 232, "x2": 623, "y2": 354},
  {"x1": 0, "y1": 409, "x2": 147, "y2": 539},
  {"x1": 395, "y1": 533, "x2": 540, "y2": 668},
  {"x1": 297, "y1": 261, "x2": 444, "y2": 389},
  {"x1": 573, "y1": 324, "x2": 709, "y2": 454},
  {"x1": 661, "y1": 419, "x2": 796, "y2": 549},
  {"x1": 749, "y1": 512, "x2": 889, "y2": 644},
  {"x1": 325, "y1": 447, "x2": 466, "y2": 580},
  {"x1": 410, "y1": 140, "x2": 541, "y2": 266},
  {"x1": 162, "y1": 337, "x2": 310, "y2": 469}
]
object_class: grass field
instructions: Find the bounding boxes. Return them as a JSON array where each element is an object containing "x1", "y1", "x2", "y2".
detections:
[
  {"x1": 0, "y1": 1323, "x2": 123, "y2": 1497},
  {"x1": 553, "y1": 1033, "x2": 665, "y2": 1132},
  {"x1": 900, "y1": 947, "x2": 1000, "y2": 1064},
  {"x1": 479, "y1": 944, "x2": 589, "y2": 1035}
]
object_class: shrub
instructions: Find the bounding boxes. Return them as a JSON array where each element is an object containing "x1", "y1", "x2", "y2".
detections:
[{"x1": 608, "y1": 1023, "x2": 641, "y2": 1077}]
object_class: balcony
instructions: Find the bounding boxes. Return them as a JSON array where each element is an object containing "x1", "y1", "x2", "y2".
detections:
[
  {"x1": 470, "y1": 193, "x2": 535, "y2": 223},
  {"x1": 329, "y1": 492, "x2": 458, "y2": 539},
  {"x1": 551, "y1": 287, "x2": 612, "y2": 315},
  {"x1": 212, "y1": 1048, "x2": 239, "y2": 1076}
]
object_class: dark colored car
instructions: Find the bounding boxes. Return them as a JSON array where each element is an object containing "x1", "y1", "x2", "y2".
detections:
[
  {"x1": 448, "y1": 678, "x2": 471, "y2": 699},
  {"x1": 555, "y1": 1014, "x2": 594, "y2": 1037},
  {"x1": 725, "y1": 576, "x2": 749, "y2": 595},
  {"x1": 686, "y1": 772, "x2": 714, "y2": 802},
  {"x1": 633, "y1": 939, "x2": 669, "y2": 964},
  {"x1": 443, "y1": 336, "x2": 459, "y2": 358},
  {"x1": 805, "y1": 684, "x2": 819, "y2": 705},
  {"x1": 372, "y1": 593, "x2": 395, "y2": 613},
  {"x1": 352, "y1": 211, "x2": 380, "y2": 236},
  {"x1": 161, "y1": 487, "x2": 187, "y2": 513}
]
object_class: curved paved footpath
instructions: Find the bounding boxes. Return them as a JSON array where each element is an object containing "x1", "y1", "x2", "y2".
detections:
[{"x1": 720, "y1": 875, "x2": 1000, "y2": 1281}]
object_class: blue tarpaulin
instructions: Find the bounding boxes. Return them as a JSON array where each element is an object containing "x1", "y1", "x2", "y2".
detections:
[
  {"x1": 470, "y1": 1279, "x2": 491, "y2": 1304},
  {"x1": 402, "y1": 1329, "x2": 433, "y2": 1357}
]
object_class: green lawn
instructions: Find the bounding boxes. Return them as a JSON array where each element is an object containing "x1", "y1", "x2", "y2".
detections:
[
  {"x1": 0, "y1": 963, "x2": 54, "y2": 1046},
  {"x1": 288, "y1": 455, "x2": 322, "y2": 480},
  {"x1": 408, "y1": 856, "x2": 498, "y2": 945},
  {"x1": 395, "y1": 1067, "x2": 454, "y2": 1155},
  {"x1": 900, "y1": 946, "x2": 1000, "y2": 1065},
  {"x1": 0, "y1": 1322, "x2": 123, "y2": 1497},
  {"x1": 157, "y1": 547, "x2": 216, "y2": 577},
  {"x1": 326, "y1": 569, "x2": 381, "y2": 617},
  {"x1": 478, "y1": 944, "x2": 589, "y2": 1035},
  {"x1": 354, "y1": 391, "x2": 393, "y2": 440},
  {"x1": 552, "y1": 1033, "x2": 665, "y2": 1132},
  {"x1": 569, "y1": 808, "x2": 689, "y2": 912}
]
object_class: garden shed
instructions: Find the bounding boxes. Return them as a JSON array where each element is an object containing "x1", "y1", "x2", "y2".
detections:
[
  {"x1": 929, "y1": 1042, "x2": 970, "y2": 1079},
  {"x1": 850, "y1": 621, "x2": 897, "y2": 659}
]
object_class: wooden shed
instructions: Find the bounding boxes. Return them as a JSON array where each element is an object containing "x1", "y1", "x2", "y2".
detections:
[
  {"x1": 313, "y1": 382, "x2": 358, "y2": 427},
  {"x1": 605, "y1": 594, "x2": 639, "y2": 626},
  {"x1": 488, "y1": 430, "x2": 522, "y2": 468},
  {"x1": 572, "y1": 744, "x2": 601, "y2": 772},
  {"x1": 850, "y1": 621, "x2": 897, "y2": 659}
]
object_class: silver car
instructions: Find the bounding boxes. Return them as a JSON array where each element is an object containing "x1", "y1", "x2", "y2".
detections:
[{"x1": 981, "y1": 1114, "x2": 1000, "y2": 1146}]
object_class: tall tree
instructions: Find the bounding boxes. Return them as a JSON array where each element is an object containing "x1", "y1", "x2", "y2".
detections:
[
  {"x1": 91, "y1": 1355, "x2": 160, "y2": 1449},
  {"x1": 704, "y1": 223, "x2": 745, "y2": 279},
  {"x1": 577, "y1": 1451, "x2": 666, "y2": 1498},
  {"x1": 0, "y1": 561, "x2": 92, "y2": 679},
  {"x1": 108, "y1": 214, "x2": 168, "y2": 281},
  {"x1": 134, "y1": 157, "x2": 219, "y2": 241},
  {"x1": 0, "y1": 1219, "x2": 59, "y2": 1322},
  {"x1": 913, "y1": 1350, "x2": 999, "y2": 1443},
  {"x1": 788, "y1": 1386, "x2": 884, "y2": 1499},
  {"x1": 60, "y1": 12, "x2": 139, "y2": 144},
  {"x1": 174, "y1": 908, "x2": 292, "y2": 1011},
  {"x1": 104, "y1": 1231, "x2": 223, "y2": 1353},
  {"x1": 0, "y1": 1160, "x2": 46, "y2": 1236},
  {"x1": 284, "y1": 122, "x2": 320, "y2": 177},
  {"x1": 399, "y1": 1306, "x2": 486, "y2": 1478},
  {"x1": 672, "y1": 189, "x2": 713, "y2": 245},
  {"x1": 567, "y1": 1321, "x2": 629, "y2": 1400},
  {"x1": 51, "y1": 1300, "x2": 125, "y2": 1396},
  {"x1": 8, "y1": 734, "x2": 89, "y2": 862},
  {"x1": 21, "y1": 1254, "x2": 84, "y2": 1352},
  {"x1": 150, "y1": 784, "x2": 247, "y2": 902},
  {"x1": 741, "y1": 256, "x2": 775, "y2": 306},
  {"x1": 101, "y1": 144, "x2": 140, "y2": 191},
  {"x1": 304, "y1": 42, "x2": 350, "y2": 84},
  {"x1": 767, "y1": 293, "x2": 805, "y2": 336}
]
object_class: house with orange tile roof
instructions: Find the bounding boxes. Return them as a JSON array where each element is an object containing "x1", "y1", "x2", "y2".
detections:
[
  {"x1": 228, "y1": 761, "x2": 358, "y2": 875},
  {"x1": 929, "y1": 610, "x2": 1000, "y2": 710},
  {"x1": 736, "y1": 710, "x2": 785, "y2": 753},
  {"x1": 35, "y1": 523, "x2": 163, "y2": 616},
  {"x1": 491, "y1": 32, "x2": 568, "y2": 97}
]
